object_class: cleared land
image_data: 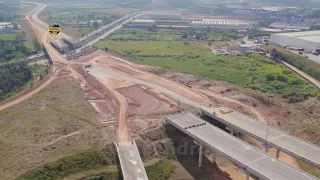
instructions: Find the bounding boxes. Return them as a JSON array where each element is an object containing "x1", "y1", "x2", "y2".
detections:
[
  {"x1": 0, "y1": 79, "x2": 107, "y2": 179},
  {"x1": 95, "y1": 40, "x2": 319, "y2": 102}
]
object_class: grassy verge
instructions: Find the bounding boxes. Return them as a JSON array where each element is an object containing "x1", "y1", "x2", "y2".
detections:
[
  {"x1": 82, "y1": 159, "x2": 174, "y2": 180},
  {"x1": 297, "y1": 160, "x2": 320, "y2": 178},
  {"x1": 0, "y1": 79, "x2": 105, "y2": 179},
  {"x1": 0, "y1": 31, "x2": 20, "y2": 41},
  {"x1": 18, "y1": 152, "x2": 111, "y2": 180},
  {"x1": 107, "y1": 28, "x2": 242, "y2": 41},
  {"x1": 95, "y1": 40, "x2": 319, "y2": 102},
  {"x1": 262, "y1": 43, "x2": 320, "y2": 80}
]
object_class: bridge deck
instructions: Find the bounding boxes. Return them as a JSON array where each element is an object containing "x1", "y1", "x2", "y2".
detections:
[
  {"x1": 114, "y1": 141, "x2": 148, "y2": 180},
  {"x1": 166, "y1": 113, "x2": 318, "y2": 180},
  {"x1": 202, "y1": 107, "x2": 320, "y2": 168}
]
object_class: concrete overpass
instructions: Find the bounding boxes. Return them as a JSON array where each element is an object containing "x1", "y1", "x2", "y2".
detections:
[
  {"x1": 166, "y1": 113, "x2": 319, "y2": 180},
  {"x1": 202, "y1": 107, "x2": 320, "y2": 169},
  {"x1": 114, "y1": 140, "x2": 149, "y2": 180}
]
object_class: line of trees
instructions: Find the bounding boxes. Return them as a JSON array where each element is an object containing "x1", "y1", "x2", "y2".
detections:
[{"x1": 270, "y1": 48, "x2": 320, "y2": 80}]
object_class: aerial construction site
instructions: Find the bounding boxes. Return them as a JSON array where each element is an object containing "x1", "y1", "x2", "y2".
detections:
[{"x1": 0, "y1": 1, "x2": 319, "y2": 180}]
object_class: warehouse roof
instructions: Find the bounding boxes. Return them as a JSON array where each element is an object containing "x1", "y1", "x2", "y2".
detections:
[
  {"x1": 51, "y1": 39, "x2": 69, "y2": 49},
  {"x1": 0, "y1": 22, "x2": 12, "y2": 26},
  {"x1": 131, "y1": 19, "x2": 155, "y2": 23},
  {"x1": 272, "y1": 30, "x2": 320, "y2": 42},
  {"x1": 191, "y1": 20, "x2": 250, "y2": 26}
]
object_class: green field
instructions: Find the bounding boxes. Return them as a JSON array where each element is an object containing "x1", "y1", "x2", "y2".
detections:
[
  {"x1": 95, "y1": 40, "x2": 319, "y2": 102},
  {"x1": 262, "y1": 43, "x2": 320, "y2": 80},
  {"x1": 0, "y1": 32, "x2": 19, "y2": 41},
  {"x1": 107, "y1": 28, "x2": 242, "y2": 41}
]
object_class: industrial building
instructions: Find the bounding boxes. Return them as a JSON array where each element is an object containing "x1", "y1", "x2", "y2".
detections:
[
  {"x1": 64, "y1": 37, "x2": 82, "y2": 49},
  {"x1": 189, "y1": 19, "x2": 256, "y2": 30},
  {"x1": 50, "y1": 39, "x2": 70, "y2": 54},
  {"x1": 0, "y1": 22, "x2": 14, "y2": 34},
  {"x1": 125, "y1": 19, "x2": 156, "y2": 29},
  {"x1": 148, "y1": 13, "x2": 181, "y2": 20},
  {"x1": 270, "y1": 31, "x2": 320, "y2": 51}
]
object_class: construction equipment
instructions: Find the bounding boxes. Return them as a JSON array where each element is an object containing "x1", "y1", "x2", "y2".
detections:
[{"x1": 220, "y1": 108, "x2": 233, "y2": 114}]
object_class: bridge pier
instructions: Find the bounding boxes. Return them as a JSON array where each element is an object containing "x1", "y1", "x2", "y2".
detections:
[
  {"x1": 276, "y1": 149, "x2": 280, "y2": 158},
  {"x1": 212, "y1": 151, "x2": 217, "y2": 164},
  {"x1": 245, "y1": 172, "x2": 250, "y2": 180},
  {"x1": 198, "y1": 144, "x2": 203, "y2": 167}
]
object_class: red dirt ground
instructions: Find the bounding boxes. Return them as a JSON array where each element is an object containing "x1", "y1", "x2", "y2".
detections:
[{"x1": 117, "y1": 85, "x2": 180, "y2": 117}]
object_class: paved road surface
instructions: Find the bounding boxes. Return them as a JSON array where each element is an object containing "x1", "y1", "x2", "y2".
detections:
[
  {"x1": 166, "y1": 113, "x2": 319, "y2": 180},
  {"x1": 202, "y1": 107, "x2": 320, "y2": 169},
  {"x1": 115, "y1": 141, "x2": 149, "y2": 180}
]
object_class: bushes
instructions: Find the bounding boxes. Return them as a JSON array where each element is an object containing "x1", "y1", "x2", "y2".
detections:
[
  {"x1": 0, "y1": 62, "x2": 32, "y2": 100},
  {"x1": 19, "y1": 152, "x2": 110, "y2": 180}
]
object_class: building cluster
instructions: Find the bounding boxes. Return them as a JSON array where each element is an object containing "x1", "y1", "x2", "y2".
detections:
[
  {"x1": 0, "y1": 22, "x2": 14, "y2": 34},
  {"x1": 125, "y1": 13, "x2": 256, "y2": 31},
  {"x1": 270, "y1": 30, "x2": 320, "y2": 52},
  {"x1": 268, "y1": 19, "x2": 320, "y2": 31}
]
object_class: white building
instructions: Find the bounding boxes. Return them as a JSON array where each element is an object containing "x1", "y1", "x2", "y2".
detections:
[
  {"x1": 270, "y1": 31, "x2": 320, "y2": 51},
  {"x1": 0, "y1": 22, "x2": 14, "y2": 33},
  {"x1": 125, "y1": 19, "x2": 156, "y2": 29},
  {"x1": 189, "y1": 19, "x2": 255, "y2": 30},
  {"x1": 149, "y1": 13, "x2": 181, "y2": 20}
]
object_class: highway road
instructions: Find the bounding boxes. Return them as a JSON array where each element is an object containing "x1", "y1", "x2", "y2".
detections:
[
  {"x1": 166, "y1": 113, "x2": 319, "y2": 180},
  {"x1": 202, "y1": 107, "x2": 320, "y2": 169},
  {"x1": 114, "y1": 141, "x2": 149, "y2": 180}
]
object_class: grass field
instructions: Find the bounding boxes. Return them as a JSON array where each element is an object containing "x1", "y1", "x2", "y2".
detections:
[
  {"x1": 0, "y1": 32, "x2": 19, "y2": 41},
  {"x1": 0, "y1": 79, "x2": 107, "y2": 179},
  {"x1": 95, "y1": 40, "x2": 319, "y2": 102},
  {"x1": 107, "y1": 28, "x2": 242, "y2": 41},
  {"x1": 262, "y1": 43, "x2": 320, "y2": 80}
]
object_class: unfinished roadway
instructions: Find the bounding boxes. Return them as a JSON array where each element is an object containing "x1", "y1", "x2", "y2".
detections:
[
  {"x1": 7, "y1": 2, "x2": 319, "y2": 180},
  {"x1": 202, "y1": 107, "x2": 320, "y2": 169},
  {"x1": 166, "y1": 113, "x2": 319, "y2": 180}
]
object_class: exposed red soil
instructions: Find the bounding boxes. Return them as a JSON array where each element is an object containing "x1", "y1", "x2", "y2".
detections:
[{"x1": 117, "y1": 85, "x2": 180, "y2": 117}]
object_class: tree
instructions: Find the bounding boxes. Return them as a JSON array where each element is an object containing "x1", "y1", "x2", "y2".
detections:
[
  {"x1": 93, "y1": 21, "x2": 98, "y2": 28},
  {"x1": 181, "y1": 33, "x2": 188, "y2": 39},
  {"x1": 33, "y1": 39, "x2": 41, "y2": 51},
  {"x1": 208, "y1": 42, "x2": 212, "y2": 47},
  {"x1": 206, "y1": 26, "x2": 211, "y2": 33},
  {"x1": 195, "y1": 35, "x2": 201, "y2": 40},
  {"x1": 104, "y1": 47, "x2": 109, "y2": 52}
]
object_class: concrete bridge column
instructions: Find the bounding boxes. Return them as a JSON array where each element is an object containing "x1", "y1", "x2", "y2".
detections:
[
  {"x1": 212, "y1": 152, "x2": 217, "y2": 164},
  {"x1": 245, "y1": 172, "x2": 250, "y2": 180},
  {"x1": 198, "y1": 144, "x2": 203, "y2": 168},
  {"x1": 230, "y1": 129, "x2": 234, "y2": 136},
  {"x1": 264, "y1": 143, "x2": 269, "y2": 153},
  {"x1": 276, "y1": 149, "x2": 280, "y2": 158}
]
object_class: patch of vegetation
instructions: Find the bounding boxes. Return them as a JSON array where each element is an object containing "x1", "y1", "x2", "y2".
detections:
[
  {"x1": 297, "y1": 160, "x2": 320, "y2": 178},
  {"x1": 18, "y1": 152, "x2": 111, "y2": 180},
  {"x1": 0, "y1": 35, "x2": 35, "y2": 63},
  {"x1": 0, "y1": 62, "x2": 32, "y2": 100},
  {"x1": 95, "y1": 41, "x2": 319, "y2": 102},
  {"x1": 264, "y1": 43, "x2": 320, "y2": 81},
  {"x1": 248, "y1": 29, "x2": 273, "y2": 39},
  {"x1": 107, "y1": 28, "x2": 241, "y2": 42},
  {"x1": 146, "y1": 159, "x2": 174, "y2": 180}
]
